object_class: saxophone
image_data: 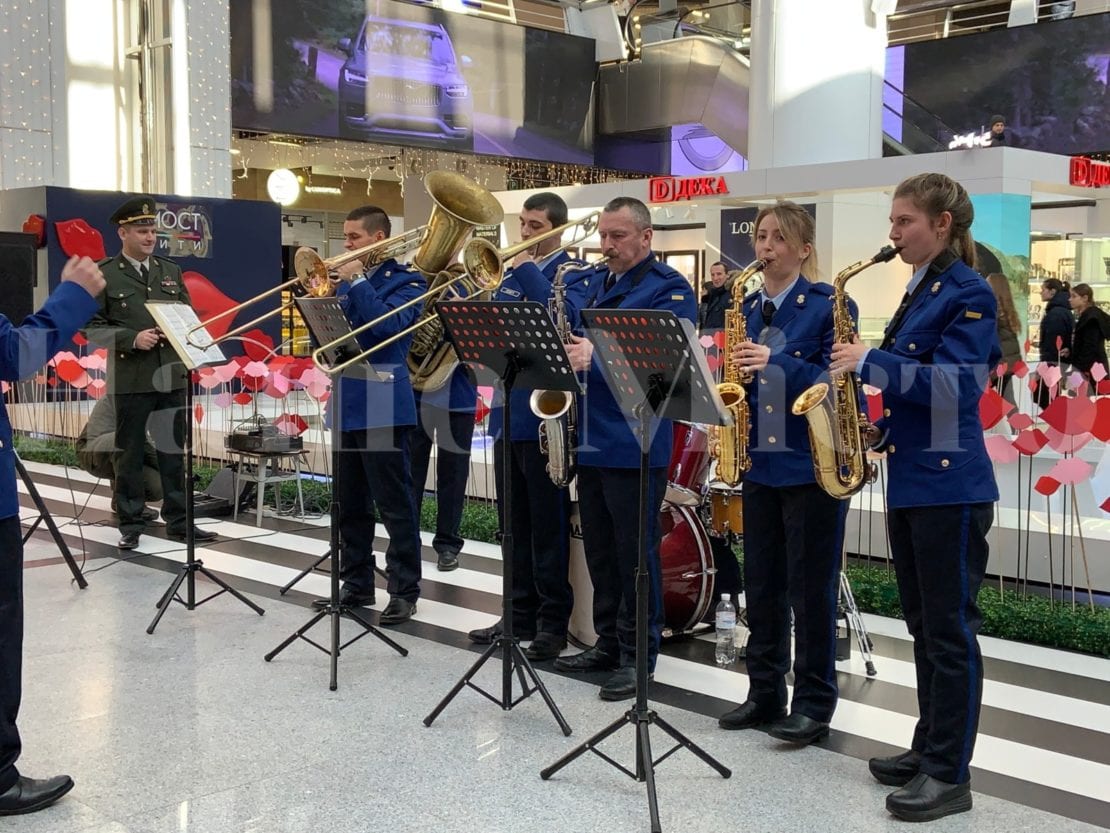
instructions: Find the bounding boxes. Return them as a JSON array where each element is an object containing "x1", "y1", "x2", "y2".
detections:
[
  {"x1": 529, "y1": 260, "x2": 591, "y2": 488},
  {"x1": 711, "y1": 258, "x2": 766, "y2": 487},
  {"x1": 791, "y1": 246, "x2": 900, "y2": 499}
]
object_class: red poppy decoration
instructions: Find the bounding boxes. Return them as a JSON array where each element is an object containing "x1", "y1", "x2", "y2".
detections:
[
  {"x1": 71, "y1": 332, "x2": 88, "y2": 347},
  {"x1": 978, "y1": 386, "x2": 1011, "y2": 430},
  {"x1": 1040, "y1": 392, "x2": 1097, "y2": 436},
  {"x1": 241, "y1": 328, "x2": 275, "y2": 362},
  {"x1": 1045, "y1": 427, "x2": 1092, "y2": 455},
  {"x1": 474, "y1": 397, "x2": 491, "y2": 423},
  {"x1": 995, "y1": 362, "x2": 1008, "y2": 377},
  {"x1": 1008, "y1": 412, "x2": 1033, "y2": 432},
  {"x1": 194, "y1": 403, "x2": 204, "y2": 425},
  {"x1": 1092, "y1": 398, "x2": 1110, "y2": 442},
  {"x1": 182, "y1": 271, "x2": 239, "y2": 341},
  {"x1": 1011, "y1": 359, "x2": 1028, "y2": 378},
  {"x1": 22, "y1": 214, "x2": 46, "y2": 248},
  {"x1": 1101, "y1": 495, "x2": 1110, "y2": 514},
  {"x1": 274, "y1": 413, "x2": 308, "y2": 436},
  {"x1": 54, "y1": 218, "x2": 106, "y2": 260},
  {"x1": 232, "y1": 391, "x2": 254, "y2": 406},
  {"x1": 1034, "y1": 475, "x2": 1061, "y2": 497},
  {"x1": 1012, "y1": 428, "x2": 1049, "y2": 456},
  {"x1": 54, "y1": 358, "x2": 86, "y2": 386}
]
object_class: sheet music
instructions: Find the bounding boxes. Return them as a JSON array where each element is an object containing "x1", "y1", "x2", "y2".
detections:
[{"x1": 145, "y1": 302, "x2": 227, "y2": 369}]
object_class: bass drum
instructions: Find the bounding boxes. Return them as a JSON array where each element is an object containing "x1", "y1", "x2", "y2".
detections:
[{"x1": 568, "y1": 501, "x2": 715, "y2": 647}]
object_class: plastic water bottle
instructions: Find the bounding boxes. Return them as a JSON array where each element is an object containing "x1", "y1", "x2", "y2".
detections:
[{"x1": 715, "y1": 594, "x2": 736, "y2": 665}]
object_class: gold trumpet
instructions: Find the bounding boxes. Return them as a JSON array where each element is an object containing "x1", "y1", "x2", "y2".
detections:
[
  {"x1": 315, "y1": 211, "x2": 602, "y2": 378},
  {"x1": 185, "y1": 171, "x2": 502, "y2": 349}
]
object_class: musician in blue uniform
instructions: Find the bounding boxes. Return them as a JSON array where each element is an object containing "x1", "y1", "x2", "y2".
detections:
[
  {"x1": 468, "y1": 192, "x2": 590, "y2": 662},
  {"x1": 831, "y1": 173, "x2": 1000, "y2": 822},
  {"x1": 1, "y1": 256, "x2": 104, "y2": 816},
  {"x1": 718, "y1": 202, "x2": 851, "y2": 745},
  {"x1": 555, "y1": 197, "x2": 696, "y2": 701},
  {"x1": 408, "y1": 365, "x2": 476, "y2": 573},
  {"x1": 312, "y1": 206, "x2": 426, "y2": 625}
]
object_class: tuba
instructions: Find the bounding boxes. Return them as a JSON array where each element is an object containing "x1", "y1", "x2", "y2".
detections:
[
  {"x1": 711, "y1": 258, "x2": 765, "y2": 487},
  {"x1": 530, "y1": 259, "x2": 596, "y2": 488},
  {"x1": 409, "y1": 212, "x2": 600, "y2": 391},
  {"x1": 791, "y1": 246, "x2": 899, "y2": 499}
]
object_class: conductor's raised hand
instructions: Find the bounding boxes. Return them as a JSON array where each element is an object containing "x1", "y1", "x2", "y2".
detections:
[{"x1": 61, "y1": 255, "x2": 106, "y2": 297}]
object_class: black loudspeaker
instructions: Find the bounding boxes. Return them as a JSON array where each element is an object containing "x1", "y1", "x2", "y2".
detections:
[
  {"x1": 196, "y1": 466, "x2": 255, "y2": 517},
  {"x1": 0, "y1": 232, "x2": 37, "y2": 324}
]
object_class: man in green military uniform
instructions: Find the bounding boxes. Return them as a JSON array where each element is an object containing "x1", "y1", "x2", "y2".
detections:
[{"x1": 84, "y1": 196, "x2": 218, "y2": 550}]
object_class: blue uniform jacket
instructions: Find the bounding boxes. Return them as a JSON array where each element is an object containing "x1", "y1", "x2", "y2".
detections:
[
  {"x1": 330, "y1": 259, "x2": 427, "y2": 431},
  {"x1": 859, "y1": 253, "x2": 1001, "y2": 509},
  {"x1": 415, "y1": 364, "x2": 477, "y2": 414},
  {"x1": 488, "y1": 251, "x2": 593, "y2": 442},
  {"x1": 744, "y1": 277, "x2": 859, "y2": 488},
  {"x1": 1, "y1": 282, "x2": 99, "y2": 519},
  {"x1": 567, "y1": 254, "x2": 697, "y2": 469}
]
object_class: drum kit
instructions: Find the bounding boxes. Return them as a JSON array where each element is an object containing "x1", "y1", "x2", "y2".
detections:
[
  {"x1": 658, "y1": 421, "x2": 743, "y2": 637},
  {"x1": 567, "y1": 420, "x2": 744, "y2": 647}
]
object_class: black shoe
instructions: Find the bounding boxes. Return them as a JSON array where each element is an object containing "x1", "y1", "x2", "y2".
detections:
[
  {"x1": 436, "y1": 550, "x2": 460, "y2": 572},
  {"x1": 599, "y1": 666, "x2": 651, "y2": 701},
  {"x1": 379, "y1": 597, "x2": 416, "y2": 625},
  {"x1": 118, "y1": 531, "x2": 141, "y2": 550},
  {"x1": 167, "y1": 527, "x2": 218, "y2": 543},
  {"x1": 0, "y1": 775, "x2": 75, "y2": 816},
  {"x1": 312, "y1": 586, "x2": 376, "y2": 610},
  {"x1": 553, "y1": 645, "x2": 620, "y2": 673},
  {"x1": 717, "y1": 700, "x2": 787, "y2": 731},
  {"x1": 886, "y1": 773, "x2": 972, "y2": 822},
  {"x1": 468, "y1": 621, "x2": 503, "y2": 644},
  {"x1": 524, "y1": 633, "x2": 567, "y2": 661},
  {"x1": 869, "y1": 749, "x2": 923, "y2": 787},
  {"x1": 768, "y1": 713, "x2": 830, "y2": 745},
  {"x1": 141, "y1": 506, "x2": 159, "y2": 522}
]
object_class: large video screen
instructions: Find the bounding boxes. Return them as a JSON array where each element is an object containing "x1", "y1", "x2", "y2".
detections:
[
  {"x1": 230, "y1": 0, "x2": 595, "y2": 164},
  {"x1": 899, "y1": 14, "x2": 1110, "y2": 155}
]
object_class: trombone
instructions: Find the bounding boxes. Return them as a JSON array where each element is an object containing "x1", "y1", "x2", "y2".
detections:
[
  {"x1": 312, "y1": 211, "x2": 602, "y2": 377},
  {"x1": 184, "y1": 171, "x2": 502, "y2": 348}
]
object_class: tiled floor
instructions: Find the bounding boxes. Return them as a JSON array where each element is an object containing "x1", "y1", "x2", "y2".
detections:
[{"x1": 8, "y1": 460, "x2": 1110, "y2": 833}]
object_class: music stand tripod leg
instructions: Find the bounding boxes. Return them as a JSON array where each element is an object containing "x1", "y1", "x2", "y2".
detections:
[
  {"x1": 279, "y1": 550, "x2": 330, "y2": 595},
  {"x1": 264, "y1": 381, "x2": 408, "y2": 689},
  {"x1": 15, "y1": 456, "x2": 87, "y2": 588},
  {"x1": 423, "y1": 352, "x2": 570, "y2": 735}
]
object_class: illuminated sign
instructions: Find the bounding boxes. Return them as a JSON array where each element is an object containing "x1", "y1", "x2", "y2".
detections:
[
  {"x1": 648, "y1": 175, "x2": 729, "y2": 203},
  {"x1": 948, "y1": 131, "x2": 993, "y2": 150},
  {"x1": 156, "y1": 203, "x2": 213, "y2": 258},
  {"x1": 1070, "y1": 156, "x2": 1110, "y2": 188}
]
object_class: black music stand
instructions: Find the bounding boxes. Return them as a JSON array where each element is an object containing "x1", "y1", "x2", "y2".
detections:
[
  {"x1": 264, "y1": 296, "x2": 408, "y2": 691},
  {"x1": 540, "y1": 309, "x2": 731, "y2": 833},
  {"x1": 144, "y1": 303, "x2": 266, "y2": 634},
  {"x1": 15, "y1": 454, "x2": 87, "y2": 588},
  {"x1": 422, "y1": 300, "x2": 572, "y2": 735}
]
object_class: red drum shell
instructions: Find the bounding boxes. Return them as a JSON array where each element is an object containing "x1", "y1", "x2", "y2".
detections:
[{"x1": 665, "y1": 421, "x2": 711, "y2": 506}]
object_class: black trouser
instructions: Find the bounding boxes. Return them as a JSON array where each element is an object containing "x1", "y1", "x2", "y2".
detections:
[
  {"x1": 576, "y1": 465, "x2": 666, "y2": 669},
  {"x1": 111, "y1": 391, "x2": 186, "y2": 536},
  {"x1": 408, "y1": 399, "x2": 473, "y2": 557},
  {"x1": 493, "y1": 440, "x2": 573, "y2": 638},
  {"x1": 742, "y1": 480, "x2": 845, "y2": 722},
  {"x1": 889, "y1": 502, "x2": 993, "y2": 785},
  {"x1": 336, "y1": 426, "x2": 421, "y2": 603},
  {"x1": 0, "y1": 516, "x2": 24, "y2": 793}
]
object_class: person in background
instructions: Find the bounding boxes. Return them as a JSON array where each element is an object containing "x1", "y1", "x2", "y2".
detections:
[
  {"x1": 831, "y1": 172, "x2": 1000, "y2": 823},
  {"x1": 986, "y1": 273, "x2": 1022, "y2": 407},
  {"x1": 75, "y1": 396, "x2": 161, "y2": 521},
  {"x1": 1035, "y1": 278, "x2": 1073, "y2": 408},
  {"x1": 988, "y1": 115, "x2": 1007, "y2": 146},
  {"x1": 1066, "y1": 283, "x2": 1110, "y2": 392},
  {"x1": 698, "y1": 261, "x2": 731, "y2": 332},
  {"x1": 1, "y1": 255, "x2": 104, "y2": 816},
  {"x1": 408, "y1": 364, "x2": 476, "y2": 573}
]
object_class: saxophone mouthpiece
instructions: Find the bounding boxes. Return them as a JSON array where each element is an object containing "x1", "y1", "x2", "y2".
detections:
[{"x1": 875, "y1": 246, "x2": 901, "y2": 263}]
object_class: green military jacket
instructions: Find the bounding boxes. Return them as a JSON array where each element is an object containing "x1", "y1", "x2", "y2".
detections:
[{"x1": 84, "y1": 253, "x2": 192, "y2": 394}]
